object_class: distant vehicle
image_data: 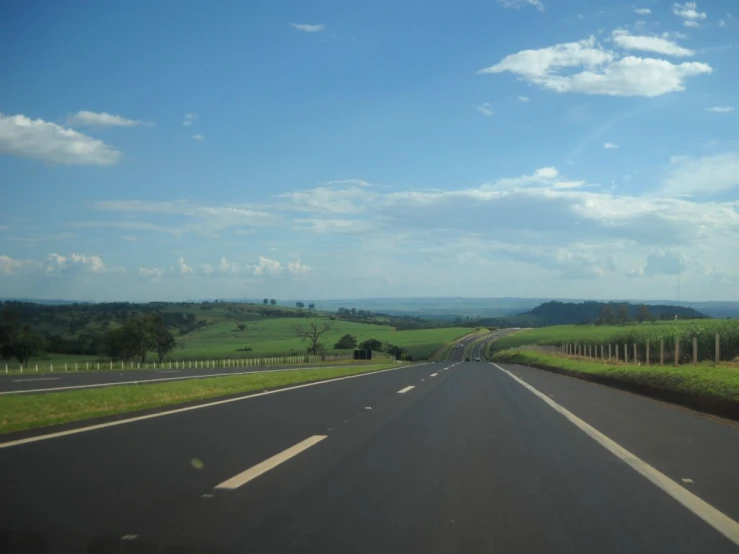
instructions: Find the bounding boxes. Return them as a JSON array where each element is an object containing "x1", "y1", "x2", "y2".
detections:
[
  {"x1": 474, "y1": 357, "x2": 481, "y2": 362},
  {"x1": 464, "y1": 356, "x2": 470, "y2": 362}
]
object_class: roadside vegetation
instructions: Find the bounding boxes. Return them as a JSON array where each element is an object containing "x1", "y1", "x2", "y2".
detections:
[
  {"x1": 492, "y1": 349, "x2": 739, "y2": 417},
  {"x1": 0, "y1": 362, "x2": 403, "y2": 435}
]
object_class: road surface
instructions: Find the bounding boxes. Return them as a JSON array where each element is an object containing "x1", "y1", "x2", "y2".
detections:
[
  {"x1": 0, "y1": 361, "x2": 382, "y2": 395},
  {"x1": 1, "y1": 354, "x2": 738, "y2": 553}
]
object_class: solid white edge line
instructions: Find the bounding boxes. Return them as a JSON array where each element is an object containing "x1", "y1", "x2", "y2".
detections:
[
  {"x1": 0, "y1": 364, "x2": 385, "y2": 395},
  {"x1": 397, "y1": 386, "x2": 415, "y2": 394},
  {"x1": 12, "y1": 378, "x2": 60, "y2": 383},
  {"x1": 430, "y1": 373, "x2": 438, "y2": 377},
  {"x1": 0, "y1": 363, "x2": 430, "y2": 449},
  {"x1": 214, "y1": 435, "x2": 327, "y2": 490},
  {"x1": 492, "y1": 362, "x2": 739, "y2": 547}
]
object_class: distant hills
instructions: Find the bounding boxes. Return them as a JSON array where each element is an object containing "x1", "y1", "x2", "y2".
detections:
[{"x1": 518, "y1": 301, "x2": 705, "y2": 326}]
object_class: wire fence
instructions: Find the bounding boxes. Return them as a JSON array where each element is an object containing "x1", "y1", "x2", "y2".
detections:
[
  {"x1": 526, "y1": 332, "x2": 734, "y2": 366},
  {"x1": 0, "y1": 352, "x2": 400, "y2": 374}
]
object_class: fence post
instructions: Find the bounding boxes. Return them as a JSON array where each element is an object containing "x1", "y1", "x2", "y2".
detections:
[
  {"x1": 615, "y1": 344, "x2": 619, "y2": 361},
  {"x1": 20, "y1": 364, "x2": 23, "y2": 373},
  {"x1": 50, "y1": 363, "x2": 54, "y2": 372},
  {"x1": 624, "y1": 344, "x2": 628, "y2": 364},
  {"x1": 645, "y1": 340, "x2": 650, "y2": 365},
  {"x1": 660, "y1": 340, "x2": 664, "y2": 366},
  {"x1": 633, "y1": 343, "x2": 637, "y2": 365},
  {"x1": 36, "y1": 364, "x2": 38, "y2": 372},
  {"x1": 609, "y1": 344, "x2": 613, "y2": 359},
  {"x1": 715, "y1": 333, "x2": 720, "y2": 366},
  {"x1": 693, "y1": 337, "x2": 698, "y2": 365},
  {"x1": 674, "y1": 338, "x2": 680, "y2": 367}
]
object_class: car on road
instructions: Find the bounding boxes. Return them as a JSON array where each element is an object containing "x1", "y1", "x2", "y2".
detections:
[
  {"x1": 474, "y1": 357, "x2": 481, "y2": 362},
  {"x1": 464, "y1": 356, "x2": 470, "y2": 362}
]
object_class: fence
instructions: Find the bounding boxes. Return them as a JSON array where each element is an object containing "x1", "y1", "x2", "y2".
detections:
[
  {"x1": 531, "y1": 333, "x2": 730, "y2": 366},
  {"x1": 1, "y1": 353, "x2": 373, "y2": 374}
]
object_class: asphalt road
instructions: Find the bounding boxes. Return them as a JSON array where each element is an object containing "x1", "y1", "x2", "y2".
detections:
[
  {"x1": 0, "y1": 361, "x2": 382, "y2": 395},
  {"x1": 1, "y1": 355, "x2": 738, "y2": 553}
]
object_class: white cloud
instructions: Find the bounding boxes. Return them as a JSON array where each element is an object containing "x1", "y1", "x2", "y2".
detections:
[
  {"x1": 706, "y1": 106, "x2": 734, "y2": 113},
  {"x1": 66, "y1": 111, "x2": 144, "y2": 127},
  {"x1": 476, "y1": 102, "x2": 494, "y2": 116},
  {"x1": 673, "y1": 2, "x2": 707, "y2": 22},
  {"x1": 611, "y1": 29, "x2": 694, "y2": 57},
  {"x1": 517, "y1": 96, "x2": 530, "y2": 102},
  {"x1": 0, "y1": 255, "x2": 41, "y2": 276},
  {"x1": 0, "y1": 113, "x2": 121, "y2": 165},
  {"x1": 277, "y1": 184, "x2": 374, "y2": 214},
  {"x1": 683, "y1": 20, "x2": 700, "y2": 28},
  {"x1": 290, "y1": 23, "x2": 325, "y2": 32},
  {"x1": 177, "y1": 256, "x2": 192, "y2": 274},
  {"x1": 138, "y1": 267, "x2": 165, "y2": 282},
  {"x1": 661, "y1": 152, "x2": 739, "y2": 196},
  {"x1": 635, "y1": 8, "x2": 652, "y2": 15},
  {"x1": 253, "y1": 256, "x2": 283, "y2": 276},
  {"x1": 46, "y1": 253, "x2": 110, "y2": 274},
  {"x1": 497, "y1": 0, "x2": 544, "y2": 11},
  {"x1": 479, "y1": 36, "x2": 711, "y2": 97},
  {"x1": 192, "y1": 134, "x2": 204, "y2": 141},
  {"x1": 286, "y1": 260, "x2": 311, "y2": 275},
  {"x1": 183, "y1": 113, "x2": 196, "y2": 126},
  {"x1": 604, "y1": 142, "x2": 620, "y2": 149},
  {"x1": 644, "y1": 249, "x2": 687, "y2": 275}
]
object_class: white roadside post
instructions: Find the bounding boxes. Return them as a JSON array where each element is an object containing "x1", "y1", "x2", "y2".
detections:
[
  {"x1": 693, "y1": 337, "x2": 698, "y2": 365},
  {"x1": 715, "y1": 333, "x2": 720, "y2": 366}
]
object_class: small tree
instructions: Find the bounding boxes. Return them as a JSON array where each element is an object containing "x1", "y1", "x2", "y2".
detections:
[
  {"x1": 270, "y1": 299, "x2": 276, "y2": 305},
  {"x1": 263, "y1": 298, "x2": 269, "y2": 304},
  {"x1": 599, "y1": 305, "x2": 614, "y2": 325},
  {"x1": 334, "y1": 334, "x2": 357, "y2": 350},
  {"x1": 616, "y1": 303, "x2": 630, "y2": 324},
  {"x1": 237, "y1": 324, "x2": 247, "y2": 331},
  {"x1": 7, "y1": 326, "x2": 46, "y2": 366},
  {"x1": 359, "y1": 338, "x2": 383, "y2": 351},
  {"x1": 294, "y1": 321, "x2": 333, "y2": 355},
  {"x1": 637, "y1": 304, "x2": 652, "y2": 323},
  {"x1": 308, "y1": 303, "x2": 316, "y2": 310}
]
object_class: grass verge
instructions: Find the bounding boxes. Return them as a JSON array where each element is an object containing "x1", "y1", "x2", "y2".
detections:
[
  {"x1": 0, "y1": 363, "x2": 403, "y2": 435},
  {"x1": 493, "y1": 349, "x2": 739, "y2": 419}
]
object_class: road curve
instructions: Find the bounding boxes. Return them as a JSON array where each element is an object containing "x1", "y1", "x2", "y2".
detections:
[{"x1": 1, "y1": 359, "x2": 737, "y2": 553}]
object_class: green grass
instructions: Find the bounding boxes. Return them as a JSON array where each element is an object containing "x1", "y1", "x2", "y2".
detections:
[
  {"x1": 492, "y1": 320, "x2": 739, "y2": 361},
  {"x1": 0, "y1": 362, "x2": 403, "y2": 435},
  {"x1": 175, "y1": 318, "x2": 470, "y2": 360},
  {"x1": 492, "y1": 349, "x2": 739, "y2": 403}
]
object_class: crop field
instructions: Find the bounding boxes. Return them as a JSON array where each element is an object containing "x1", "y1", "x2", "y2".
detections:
[
  {"x1": 493, "y1": 319, "x2": 739, "y2": 361},
  {"x1": 177, "y1": 318, "x2": 471, "y2": 360}
]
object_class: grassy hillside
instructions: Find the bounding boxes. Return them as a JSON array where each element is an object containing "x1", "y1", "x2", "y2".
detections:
[
  {"x1": 1, "y1": 300, "x2": 473, "y2": 363},
  {"x1": 177, "y1": 317, "x2": 470, "y2": 360},
  {"x1": 492, "y1": 320, "x2": 739, "y2": 362}
]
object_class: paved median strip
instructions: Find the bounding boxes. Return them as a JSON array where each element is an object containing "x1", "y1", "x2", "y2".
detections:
[
  {"x1": 397, "y1": 386, "x2": 415, "y2": 394},
  {"x1": 215, "y1": 435, "x2": 327, "y2": 490}
]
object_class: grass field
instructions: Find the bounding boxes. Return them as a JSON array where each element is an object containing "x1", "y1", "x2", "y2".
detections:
[
  {"x1": 492, "y1": 349, "x2": 739, "y2": 404},
  {"x1": 492, "y1": 320, "x2": 739, "y2": 361},
  {"x1": 0, "y1": 362, "x2": 403, "y2": 435},
  {"x1": 166, "y1": 318, "x2": 471, "y2": 360}
]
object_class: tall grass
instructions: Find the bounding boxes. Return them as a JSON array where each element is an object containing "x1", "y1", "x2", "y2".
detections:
[{"x1": 494, "y1": 320, "x2": 739, "y2": 362}]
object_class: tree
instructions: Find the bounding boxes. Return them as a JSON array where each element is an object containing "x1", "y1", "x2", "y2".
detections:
[
  {"x1": 616, "y1": 303, "x2": 630, "y2": 324},
  {"x1": 359, "y1": 338, "x2": 383, "y2": 351},
  {"x1": 294, "y1": 321, "x2": 333, "y2": 355},
  {"x1": 350, "y1": 308, "x2": 357, "y2": 317},
  {"x1": 149, "y1": 314, "x2": 178, "y2": 362},
  {"x1": 308, "y1": 303, "x2": 316, "y2": 310},
  {"x1": 296, "y1": 301, "x2": 305, "y2": 309},
  {"x1": 637, "y1": 304, "x2": 652, "y2": 323},
  {"x1": 598, "y1": 305, "x2": 614, "y2": 325},
  {"x1": 263, "y1": 298, "x2": 269, "y2": 304},
  {"x1": 6, "y1": 325, "x2": 46, "y2": 366},
  {"x1": 270, "y1": 299, "x2": 276, "y2": 305},
  {"x1": 334, "y1": 334, "x2": 357, "y2": 350},
  {"x1": 237, "y1": 324, "x2": 247, "y2": 331}
]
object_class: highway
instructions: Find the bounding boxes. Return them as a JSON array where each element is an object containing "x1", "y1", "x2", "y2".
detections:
[
  {"x1": 1, "y1": 346, "x2": 738, "y2": 553},
  {"x1": 0, "y1": 361, "x2": 383, "y2": 395}
]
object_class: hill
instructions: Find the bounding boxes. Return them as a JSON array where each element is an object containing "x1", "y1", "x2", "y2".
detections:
[{"x1": 518, "y1": 301, "x2": 706, "y2": 326}]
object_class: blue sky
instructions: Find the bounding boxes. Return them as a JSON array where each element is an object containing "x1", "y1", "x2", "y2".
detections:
[{"x1": 1, "y1": 0, "x2": 738, "y2": 302}]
